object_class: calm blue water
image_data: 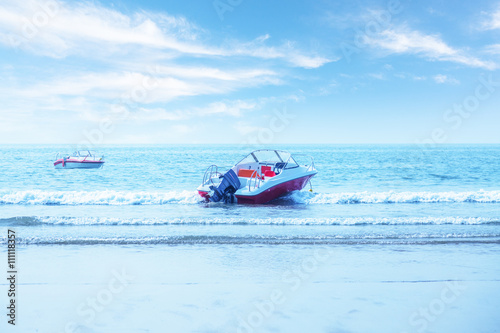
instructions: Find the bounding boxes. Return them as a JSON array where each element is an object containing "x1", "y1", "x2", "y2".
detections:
[{"x1": 1, "y1": 145, "x2": 500, "y2": 333}]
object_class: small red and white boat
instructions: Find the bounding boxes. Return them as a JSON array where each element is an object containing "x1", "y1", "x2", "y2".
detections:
[
  {"x1": 197, "y1": 149, "x2": 317, "y2": 204},
  {"x1": 54, "y1": 150, "x2": 105, "y2": 169}
]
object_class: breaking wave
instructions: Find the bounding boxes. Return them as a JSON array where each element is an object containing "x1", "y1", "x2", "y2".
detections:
[
  {"x1": 0, "y1": 189, "x2": 200, "y2": 205},
  {"x1": 1, "y1": 216, "x2": 499, "y2": 226},
  {"x1": 289, "y1": 190, "x2": 500, "y2": 204},
  {"x1": 4, "y1": 234, "x2": 500, "y2": 246},
  {"x1": 0, "y1": 189, "x2": 500, "y2": 205}
]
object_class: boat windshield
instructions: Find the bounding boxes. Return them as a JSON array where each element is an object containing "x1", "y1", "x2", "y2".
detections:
[
  {"x1": 73, "y1": 150, "x2": 95, "y2": 157},
  {"x1": 236, "y1": 150, "x2": 298, "y2": 169}
]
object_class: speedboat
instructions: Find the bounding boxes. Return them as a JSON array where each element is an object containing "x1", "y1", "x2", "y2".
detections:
[
  {"x1": 54, "y1": 150, "x2": 105, "y2": 169},
  {"x1": 197, "y1": 149, "x2": 317, "y2": 204}
]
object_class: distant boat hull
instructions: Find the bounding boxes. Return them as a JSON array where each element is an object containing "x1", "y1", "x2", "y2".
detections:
[{"x1": 54, "y1": 159, "x2": 104, "y2": 169}]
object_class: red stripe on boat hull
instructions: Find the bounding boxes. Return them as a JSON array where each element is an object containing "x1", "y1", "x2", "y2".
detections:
[
  {"x1": 198, "y1": 191, "x2": 209, "y2": 198},
  {"x1": 54, "y1": 159, "x2": 105, "y2": 167},
  {"x1": 235, "y1": 174, "x2": 314, "y2": 204}
]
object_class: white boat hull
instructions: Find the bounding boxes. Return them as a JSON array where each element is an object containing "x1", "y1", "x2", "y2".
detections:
[
  {"x1": 54, "y1": 160, "x2": 104, "y2": 169},
  {"x1": 198, "y1": 166, "x2": 317, "y2": 204},
  {"x1": 198, "y1": 149, "x2": 317, "y2": 204}
]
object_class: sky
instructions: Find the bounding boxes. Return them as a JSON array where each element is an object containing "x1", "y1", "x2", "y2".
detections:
[{"x1": 0, "y1": 0, "x2": 499, "y2": 145}]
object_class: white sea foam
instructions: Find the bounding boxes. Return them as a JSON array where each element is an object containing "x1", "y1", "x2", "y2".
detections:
[
  {"x1": 30, "y1": 216, "x2": 499, "y2": 225},
  {"x1": 289, "y1": 190, "x2": 500, "y2": 204},
  {"x1": 6, "y1": 232, "x2": 500, "y2": 246},
  {"x1": 0, "y1": 189, "x2": 499, "y2": 205},
  {"x1": 0, "y1": 189, "x2": 200, "y2": 205}
]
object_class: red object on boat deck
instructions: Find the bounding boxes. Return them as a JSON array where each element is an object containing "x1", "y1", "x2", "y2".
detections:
[
  {"x1": 264, "y1": 170, "x2": 276, "y2": 177},
  {"x1": 238, "y1": 169, "x2": 262, "y2": 179},
  {"x1": 261, "y1": 165, "x2": 272, "y2": 174}
]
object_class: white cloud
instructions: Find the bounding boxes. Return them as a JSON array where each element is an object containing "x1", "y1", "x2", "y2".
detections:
[
  {"x1": 197, "y1": 100, "x2": 258, "y2": 117},
  {"x1": 77, "y1": 98, "x2": 263, "y2": 125},
  {"x1": 0, "y1": 0, "x2": 331, "y2": 68},
  {"x1": 287, "y1": 53, "x2": 333, "y2": 69},
  {"x1": 317, "y1": 80, "x2": 338, "y2": 96},
  {"x1": 484, "y1": 44, "x2": 500, "y2": 55},
  {"x1": 228, "y1": 35, "x2": 334, "y2": 69},
  {"x1": 116, "y1": 96, "x2": 294, "y2": 125},
  {"x1": 0, "y1": 0, "x2": 330, "y2": 145},
  {"x1": 154, "y1": 65, "x2": 277, "y2": 82},
  {"x1": 393, "y1": 73, "x2": 427, "y2": 81},
  {"x1": 368, "y1": 73, "x2": 385, "y2": 80},
  {"x1": 480, "y1": 5, "x2": 500, "y2": 30},
  {"x1": 364, "y1": 25, "x2": 497, "y2": 70},
  {"x1": 0, "y1": 0, "x2": 213, "y2": 58},
  {"x1": 433, "y1": 74, "x2": 459, "y2": 85},
  {"x1": 3, "y1": 66, "x2": 281, "y2": 106}
]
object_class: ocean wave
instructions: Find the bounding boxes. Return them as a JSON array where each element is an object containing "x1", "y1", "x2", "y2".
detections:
[
  {"x1": 289, "y1": 190, "x2": 500, "y2": 204},
  {"x1": 0, "y1": 189, "x2": 500, "y2": 205},
  {"x1": 0, "y1": 189, "x2": 200, "y2": 205},
  {"x1": 2, "y1": 216, "x2": 499, "y2": 226},
  {"x1": 4, "y1": 235, "x2": 500, "y2": 246}
]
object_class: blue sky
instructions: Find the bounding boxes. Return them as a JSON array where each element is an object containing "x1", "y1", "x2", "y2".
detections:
[{"x1": 0, "y1": 0, "x2": 499, "y2": 145}]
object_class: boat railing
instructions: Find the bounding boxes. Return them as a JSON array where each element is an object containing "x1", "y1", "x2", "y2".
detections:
[
  {"x1": 290, "y1": 154, "x2": 316, "y2": 172},
  {"x1": 85, "y1": 151, "x2": 95, "y2": 160},
  {"x1": 55, "y1": 153, "x2": 69, "y2": 160},
  {"x1": 248, "y1": 169, "x2": 261, "y2": 192},
  {"x1": 55, "y1": 151, "x2": 104, "y2": 162},
  {"x1": 90, "y1": 152, "x2": 104, "y2": 161},
  {"x1": 202, "y1": 165, "x2": 223, "y2": 186}
]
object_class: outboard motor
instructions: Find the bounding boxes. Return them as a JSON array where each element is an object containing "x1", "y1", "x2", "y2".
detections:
[{"x1": 209, "y1": 169, "x2": 241, "y2": 203}]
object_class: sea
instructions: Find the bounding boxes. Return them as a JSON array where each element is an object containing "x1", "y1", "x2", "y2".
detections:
[{"x1": 1, "y1": 144, "x2": 499, "y2": 333}]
